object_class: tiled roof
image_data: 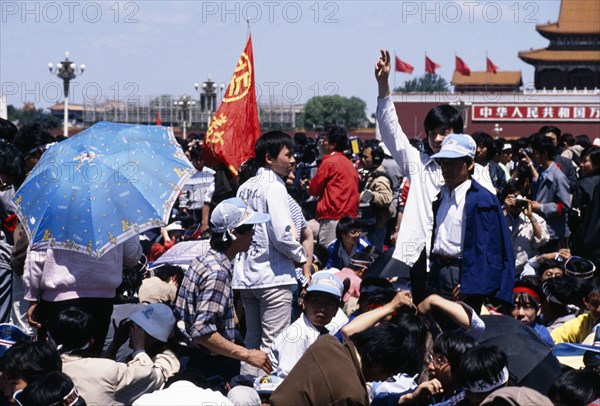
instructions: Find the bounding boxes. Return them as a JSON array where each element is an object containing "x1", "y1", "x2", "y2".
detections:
[
  {"x1": 537, "y1": 0, "x2": 600, "y2": 34},
  {"x1": 451, "y1": 71, "x2": 523, "y2": 86},
  {"x1": 519, "y1": 48, "x2": 600, "y2": 62}
]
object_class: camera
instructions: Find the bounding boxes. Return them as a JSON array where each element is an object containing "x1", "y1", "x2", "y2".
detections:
[
  {"x1": 515, "y1": 198, "x2": 529, "y2": 209},
  {"x1": 517, "y1": 148, "x2": 533, "y2": 161}
]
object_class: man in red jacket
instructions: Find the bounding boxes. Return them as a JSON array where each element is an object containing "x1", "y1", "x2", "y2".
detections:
[{"x1": 309, "y1": 126, "x2": 359, "y2": 246}]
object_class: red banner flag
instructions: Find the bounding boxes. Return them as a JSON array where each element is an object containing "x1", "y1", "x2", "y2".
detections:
[
  {"x1": 486, "y1": 57, "x2": 499, "y2": 74},
  {"x1": 455, "y1": 56, "x2": 471, "y2": 76},
  {"x1": 156, "y1": 112, "x2": 161, "y2": 126},
  {"x1": 202, "y1": 36, "x2": 261, "y2": 175},
  {"x1": 425, "y1": 56, "x2": 440, "y2": 74},
  {"x1": 395, "y1": 56, "x2": 414, "y2": 74}
]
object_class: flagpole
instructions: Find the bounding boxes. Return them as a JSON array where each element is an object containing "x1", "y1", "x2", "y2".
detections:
[
  {"x1": 393, "y1": 51, "x2": 396, "y2": 90},
  {"x1": 247, "y1": 18, "x2": 251, "y2": 38}
]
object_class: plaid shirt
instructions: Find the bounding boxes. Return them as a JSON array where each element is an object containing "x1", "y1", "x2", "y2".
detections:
[{"x1": 175, "y1": 248, "x2": 235, "y2": 345}]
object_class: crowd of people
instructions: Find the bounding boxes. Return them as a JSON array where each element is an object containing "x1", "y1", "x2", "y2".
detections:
[{"x1": 0, "y1": 49, "x2": 598, "y2": 405}]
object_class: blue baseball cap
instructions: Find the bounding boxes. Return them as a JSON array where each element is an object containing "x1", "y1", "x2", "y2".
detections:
[
  {"x1": 431, "y1": 133, "x2": 476, "y2": 159},
  {"x1": 306, "y1": 272, "x2": 343, "y2": 299}
]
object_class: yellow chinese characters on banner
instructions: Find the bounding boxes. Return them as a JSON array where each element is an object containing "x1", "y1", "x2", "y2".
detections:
[{"x1": 224, "y1": 52, "x2": 252, "y2": 103}]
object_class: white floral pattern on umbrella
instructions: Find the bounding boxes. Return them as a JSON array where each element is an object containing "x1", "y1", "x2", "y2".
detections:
[{"x1": 14, "y1": 121, "x2": 194, "y2": 258}]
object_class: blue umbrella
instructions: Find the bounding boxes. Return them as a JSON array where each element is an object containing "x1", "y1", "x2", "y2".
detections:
[{"x1": 14, "y1": 121, "x2": 194, "y2": 258}]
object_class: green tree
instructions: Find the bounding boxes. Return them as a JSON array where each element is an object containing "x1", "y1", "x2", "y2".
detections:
[
  {"x1": 394, "y1": 73, "x2": 449, "y2": 93},
  {"x1": 299, "y1": 95, "x2": 367, "y2": 130},
  {"x1": 7, "y1": 105, "x2": 60, "y2": 128}
]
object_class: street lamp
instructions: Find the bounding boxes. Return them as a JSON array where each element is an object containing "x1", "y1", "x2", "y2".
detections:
[
  {"x1": 194, "y1": 75, "x2": 218, "y2": 128},
  {"x1": 48, "y1": 51, "x2": 85, "y2": 138},
  {"x1": 174, "y1": 95, "x2": 196, "y2": 140},
  {"x1": 493, "y1": 123, "x2": 503, "y2": 138}
]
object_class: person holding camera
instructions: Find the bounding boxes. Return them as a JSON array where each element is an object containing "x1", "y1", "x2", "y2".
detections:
[{"x1": 501, "y1": 182, "x2": 549, "y2": 277}]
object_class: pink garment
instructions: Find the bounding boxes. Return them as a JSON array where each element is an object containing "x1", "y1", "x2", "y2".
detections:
[
  {"x1": 24, "y1": 236, "x2": 142, "y2": 302},
  {"x1": 333, "y1": 268, "x2": 362, "y2": 302}
]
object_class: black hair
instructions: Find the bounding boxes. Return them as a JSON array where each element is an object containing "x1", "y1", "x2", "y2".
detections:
[
  {"x1": 0, "y1": 118, "x2": 18, "y2": 143},
  {"x1": 0, "y1": 140, "x2": 27, "y2": 189},
  {"x1": 539, "y1": 125, "x2": 561, "y2": 139},
  {"x1": 254, "y1": 131, "x2": 295, "y2": 167},
  {"x1": 499, "y1": 182, "x2": 524, "y2": 202},
  {"x1": 575, "y1": 134, "x2": 592, "y2": 150},
  {"x1": 422, "y1": 105, "x2": 464, "y2": 155},
  {"x1": 588, "y1": 277, "x2": 600, "y2": 296},
  {"x1": 238, "y1": 157, "x2": 260, "y2": 185},
  {"x1": 365, "y1": 141, "x2": 385, "y2": 167},
  {"x1": 583, "y1": 147, "x2": 600, "y2": 173},
  {"x1": 538, "y1": 258, "x2": 565, "y2": 276},
  {"x1": 531, "y1": 133, "x2": 557, "y2": 160},
  {"x1": 351, "y1": 318, "x2": 426, "y2": 377},
  {"x1": 13, "y1": 123, "x2": 55, "y2": 156},
  {"x1": 457, "y1": 345, "x2": 508, "y2": 388},
  {"x1": 543, "y1": 275, "x2": 589, "y2": 310},
  {"x1": 423, "y1": 105, "x2": 464, "y2": 134},
  {"x1": 209, "y1": 223, "x2": 254, "y2": 253},
  {"x1": 513, "y1": 278, "x2": 544, "y2": 310},
  {"x1": 548, "y1": 369, "x2": 600, "y2": 406},
  {"x1": 46, "y1": 307, "x2": 95, "y2": 353},
  {"x1": 154, "y1": 264, "x2": 185, "y2": 286},
  {"x1": 472, "y1": 131, "x2": 496, "y2": 160},
  {"x1": 16, "y1": 371, "x2": 87, "y2": 406},
  {"x1": 326, "y1": 126, "x2": 349, "y2": 153},
  {"x1": 432, "y1": 331, "x2": 477, "y2": 372},
  {"x1": 335, "y1": 216, "x2": 360, "y2": 239},
  {"x1": 312, "y1": 243, "x2": 330, "y2": 270},
  {"x1": 189, "y1": 146, "x2": 202, "y2": 161},
  {"x1": 0, "y1": 341, "x2": 62, "y2": 382},
  {"x1": 561, "y1": 133, "x2": 575, "y2": 147}
]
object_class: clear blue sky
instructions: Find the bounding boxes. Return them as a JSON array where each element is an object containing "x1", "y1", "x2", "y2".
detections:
[{"x1": 1, "y1": 1, "x2": 561, "y2": 116}]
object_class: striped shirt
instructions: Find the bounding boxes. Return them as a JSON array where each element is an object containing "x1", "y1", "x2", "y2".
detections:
[{"x1": 175, "y1": 248, "x2": 235, "y2": 345}]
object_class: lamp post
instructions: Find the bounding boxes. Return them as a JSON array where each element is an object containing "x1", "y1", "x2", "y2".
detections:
[
  {"x1": 194, "y1": 75, "x2": 218, "y2": 129},
  {"x1": 493, "y1": 123, "x2": 504, "y2": 138},
  {"x1": 48, "y1": 51, "x2": 85, "y2": 138},
  {"x1": 174, "y1": 96, "x2": 196, "y2": 140}
]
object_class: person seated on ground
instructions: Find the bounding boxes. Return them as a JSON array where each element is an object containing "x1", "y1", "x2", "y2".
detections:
[
  {"x1": 406, "y1": 331, "x2": 478, "y2": 406},
  {"x1": 345, "y1": 292, "x2": 483, "y2": 405},
  {"x1": 50, "y1": 305, "x2": 179, "y2": 406},
  {"x1": 326, "y1": 216, "x2": 370, "y2": 269},
  {"x1": 0, "y1": 341, "x2": 62, "y2": 404},
  {"x1": 332, "y1": 251, "x2": 374, "y2": 315},
  {"x1": 548, "y1": 369, "x2": 600, "y2": 406},
  {"x1": 540, "y1": 275, "x2": 587, "y2": 332},
  {"x1": 455, "y1": 345, "x2": 512, "y2": 406},
  {"x1": 147, "y1": 222, "x2": 186, "y2": 262},
  {"x1": 270, "y1": 321, "x2": 424, "y2": 405},
  {"x1": 269, "y1": 272, "x2": 345, "y2": 379},
  {"x1": 138, "y1": 265, "x2": 184, "y2": 305},
  {"x1": 511, "y1": 278, "x2": 554, "y2": 346},
  {"x1": 333, "y1": 276, "x2": 398, "y2": 342},
  {"x1": 13, "y1": 371, "x2": 86, "y2": 406},
  {"x1": 536, "y1": 258, "x2": 565, "y2": 282},
  {"x1": 551, "y1": 277, "x2": 599, "y2": 344}
]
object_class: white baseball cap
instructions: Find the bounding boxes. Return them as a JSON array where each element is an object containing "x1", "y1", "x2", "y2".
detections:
[
  {"x1": 210, "y1": 197, "x2": 270, "y2": 233},
  {"x1": 129, "y1": 303, "x2": 176, "y2": 343},
  {"x1": 431, "y1": 133, "x2": 476, "y2": 159}
]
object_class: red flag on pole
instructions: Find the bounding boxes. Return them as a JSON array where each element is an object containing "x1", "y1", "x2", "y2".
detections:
[
  {"x1": 455, "y1": 56, "x2": 471, "y2": 76},
  {"x1": 395, "y1": 56, "x2": 414, "y2": 74},
  {"x1": 425, "y1": 56, "x2": 440, "y2": 74},
  {"x1": 202, "y1": 36, "x2": 261, "y2": 175},
  {"x1": 486, "y1": 57, "x2": 499, "y2": 74},
  {"x1": 156, "y1": 112, "x2": 161, "y2": 126}
]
